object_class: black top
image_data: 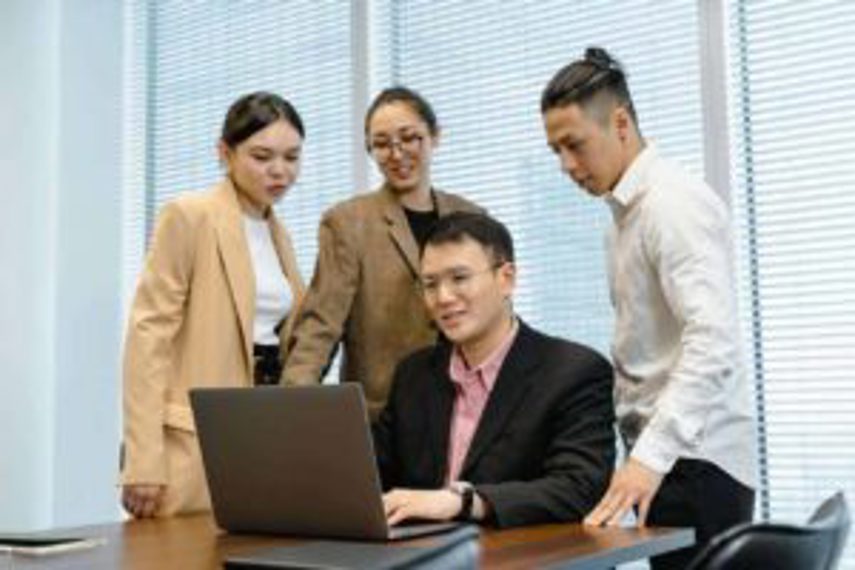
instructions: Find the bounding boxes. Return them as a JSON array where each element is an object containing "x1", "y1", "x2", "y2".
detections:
[{"x1": 403, "y1": 207, "x2": 439, "y2": 249}]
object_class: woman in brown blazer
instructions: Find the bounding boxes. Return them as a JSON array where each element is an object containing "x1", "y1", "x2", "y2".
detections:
[
  {"x1": 120, "y1": 92, "x2": 306, "y2": 517},
  {"x1": 282, "y1": 87, "x2": 482, "y2": 419}
]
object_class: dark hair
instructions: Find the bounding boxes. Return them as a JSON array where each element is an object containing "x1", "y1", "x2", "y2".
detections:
[
  {"x1": 422, "y1": 212, "x2": 515, "y2": 265},
  {"x1": 221, "y1": 91, "x2": 305, "y2": 148},
  {"x1": 540, "y1": 46, "x2": 638, "y2": 125},
  {"x1": 364, "y1": 86, "x2": 439, "y2": 146}
]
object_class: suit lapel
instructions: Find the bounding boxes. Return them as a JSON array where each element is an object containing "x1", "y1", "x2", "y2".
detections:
[
  {"x1": 426, "y1": 341, "x2": 456, "y2": 486},
  {"x1": 381, "y1": 185, "x2": 421, "y2": 279},
  {"x1": 460, "y1": 322, "x2": 541, "y2": 477},
  {"x1": 381, "y1": 186, "x2": 463, "y2": 278},
  {"x1": 213, "y1": 181, "x2": 255, "y2": 378}
]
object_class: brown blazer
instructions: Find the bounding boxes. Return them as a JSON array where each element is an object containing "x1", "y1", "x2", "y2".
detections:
[
  {"x1": 282, "y1": 185, "x2": 482, "y2": 418},
  {"x1": 120, "y1": 180, "x2": 304, "y2": 516}
]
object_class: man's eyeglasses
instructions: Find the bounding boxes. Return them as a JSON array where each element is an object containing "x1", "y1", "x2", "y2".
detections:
[
  {"x1": 417, "y1": 263, "x2": 505, "y2": 299},
  {"x1": 369, "y1": 132, "x2": 424, "y2": 161}
]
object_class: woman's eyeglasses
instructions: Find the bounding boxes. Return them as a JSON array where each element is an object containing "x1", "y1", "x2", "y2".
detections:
[{"x1": 369, "y1": 132, "x2": 424, "y2": 162}]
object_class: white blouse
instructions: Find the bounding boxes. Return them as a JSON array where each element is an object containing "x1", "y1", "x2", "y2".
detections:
[{"x1": 244, "y1": 215, "x2": 293, "y2": 345}]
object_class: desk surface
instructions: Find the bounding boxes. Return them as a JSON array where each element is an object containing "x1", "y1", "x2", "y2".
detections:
[{"x1": 5, "y1": 515, "x2": 694, "y2": 569}]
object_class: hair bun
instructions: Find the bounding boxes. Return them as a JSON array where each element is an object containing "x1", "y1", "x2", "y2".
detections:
[{"x1": 584, "y1": 46, "x2": 618, "y2": 72}]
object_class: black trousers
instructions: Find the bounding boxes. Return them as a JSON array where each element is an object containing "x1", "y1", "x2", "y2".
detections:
[
  {"x1": 647, "y1": 458, "x2": 754, "y2": 570},
  {"x1": 253, "y1": 344, "x2": 282, "y2": 386}
]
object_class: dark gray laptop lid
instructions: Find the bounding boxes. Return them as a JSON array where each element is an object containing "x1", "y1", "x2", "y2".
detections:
[{"x1": 190, "y1": 384, "x2": 390, "y2": 540}]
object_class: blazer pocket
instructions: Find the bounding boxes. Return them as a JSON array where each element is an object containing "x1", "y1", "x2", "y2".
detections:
[{"x1": 163, "y1": 402, "x2": 196, "y2": 433}]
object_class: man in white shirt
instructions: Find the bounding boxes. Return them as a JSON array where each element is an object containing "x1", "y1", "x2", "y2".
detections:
[{"x1": 540, "y1": 46, "x2": 756, "y2": 569}]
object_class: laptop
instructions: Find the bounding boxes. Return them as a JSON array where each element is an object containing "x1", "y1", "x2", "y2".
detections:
[
  {"x1": 190, "y1": 384, "x2": 459, "y2": 541},
  {"x1": 223, "y1": 525, "x2": 479, "y2": 569}
]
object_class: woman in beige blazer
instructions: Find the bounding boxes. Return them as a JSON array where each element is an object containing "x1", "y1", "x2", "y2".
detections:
[
  {"x1": 282, "y1": 87, "x2": 482, "y2": 419},
  {"x1": 121, "y1": 92, "x2": 306, "y2": 517}
]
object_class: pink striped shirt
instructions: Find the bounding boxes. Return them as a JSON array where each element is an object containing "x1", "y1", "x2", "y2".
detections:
[{"x1": 446, "y1": 320, "x2": 519, "y2": 483}]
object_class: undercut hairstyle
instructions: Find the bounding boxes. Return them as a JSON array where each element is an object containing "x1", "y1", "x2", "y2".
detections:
[
  {"x1": 364, "y1": 86, "x2": 439, "y2": 148},
  {"x1": 221, "y1": 91, "x2": 305, "y2": 148},
  {"x1": 422, "y1": 212, "x2": 515, "y2": 265},
  {"x1": 540, "y1": 46, "x2": 638, "y2": 127}
]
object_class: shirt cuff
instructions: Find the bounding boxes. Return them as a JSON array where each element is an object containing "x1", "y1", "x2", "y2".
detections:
[{"x1": 629, "y1": 428, "x2": 680, "y2": 475}]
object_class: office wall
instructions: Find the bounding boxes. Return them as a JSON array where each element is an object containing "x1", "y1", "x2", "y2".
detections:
[
  {"x1": 0, "y1": 0, "x2": 57, "y2": 530},
  {"x1": 0, "y1": 0, "x2": 123, "y2": 529}
]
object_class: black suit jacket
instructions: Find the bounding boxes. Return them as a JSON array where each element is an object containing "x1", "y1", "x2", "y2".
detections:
[{"x1": 373, "y1": 320, "x2": 615, "y2": 528}]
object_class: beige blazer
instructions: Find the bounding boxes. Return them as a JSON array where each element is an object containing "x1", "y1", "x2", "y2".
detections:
[
  {"x1": 120, "y1": 180, "x2": 304, "y2": 516},
  {"x1": 282, "y1": 185, "x2": 482, "y2": 419}
]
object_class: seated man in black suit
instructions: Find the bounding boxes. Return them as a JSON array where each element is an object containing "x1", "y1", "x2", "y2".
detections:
[{"x1": 374, "y1": 212, "x2": 615, "y2": 528}]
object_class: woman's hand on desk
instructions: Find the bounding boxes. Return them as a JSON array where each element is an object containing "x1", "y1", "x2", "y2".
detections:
[
  {"x1": 122, "y1": 484, "x2": 165, "y2": 518},
  {"x1": 382, "y1": 488, "x2": 460, "y2": 526}
]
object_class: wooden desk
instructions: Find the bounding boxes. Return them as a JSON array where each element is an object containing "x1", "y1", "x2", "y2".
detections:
[{"x1": 5, "y1": 515, "x2": 693, "y2": 569}]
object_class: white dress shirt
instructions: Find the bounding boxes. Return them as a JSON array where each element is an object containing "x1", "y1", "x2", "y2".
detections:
[
  {"x1": 244, "y1": 215, "x2": 293, "y2": 345},
  {"x1": 604, "y1": 142, "x2": 756, "y2": 489}
]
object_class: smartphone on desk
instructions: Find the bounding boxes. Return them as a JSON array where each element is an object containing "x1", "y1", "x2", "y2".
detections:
[{"x1": 0, "y1": 536, "x2": 106, "y2": 557}]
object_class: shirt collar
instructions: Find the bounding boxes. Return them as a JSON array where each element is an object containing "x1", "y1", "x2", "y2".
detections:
[
  {"x1": 449, "y1": 318, "x2": 519, "y2": 391},
  {"x1": 605, "y1": 141, "x2": 658, "y2": 218}
]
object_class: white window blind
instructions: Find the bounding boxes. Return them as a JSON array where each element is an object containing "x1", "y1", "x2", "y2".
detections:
[
  {"x1": 122, "y1": 4, "x2": 855, "y2": 566},
  {"x1": 373, "y1": 0, "x2": 707, "y2": 358},
  {"x1": 729, "y1": 2, "x2": 855, "y2": 567},
  {"x1": 123, "y1": 1, "x2": 356, "y2": 293},
  {"x1": 122, "y1": 0, "x2": 150, "y2": 314}
]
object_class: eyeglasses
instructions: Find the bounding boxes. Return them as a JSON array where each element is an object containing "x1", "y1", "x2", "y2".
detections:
[
  {"x1": 417, "y1": 263, "x2": 505, "y2": 300},
  {"x1": 369, "y1": 132, "x2": 424, "y2": 162}
]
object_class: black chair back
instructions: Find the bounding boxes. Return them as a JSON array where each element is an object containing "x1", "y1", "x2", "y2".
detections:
[
  {"x1": 687, "y1": 491, "x2": 850, "y2": 570},
  {"x1": 809, "y1": 492, "x2": 850, "y2": 570}
]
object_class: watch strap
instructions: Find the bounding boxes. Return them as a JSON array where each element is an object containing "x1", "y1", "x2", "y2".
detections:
[{"x1": 450, "y1": 482, "x2": 475, "y2": 521}]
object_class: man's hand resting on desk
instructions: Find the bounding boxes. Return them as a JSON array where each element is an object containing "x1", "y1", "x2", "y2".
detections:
[
  {"x1": 122, "y1": 484, "x2": 165, "y2": 518},
  {"x1": 585, "y1": 458, "x2": 664, "y2": 527},
  {"x1": 383, "y1": 489, "x2": 462, "y2": 526}
]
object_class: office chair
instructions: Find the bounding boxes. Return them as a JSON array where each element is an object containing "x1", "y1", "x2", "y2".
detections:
[
  {"x1": 810, "y1": 492, "x2": 851, "y2": 570},
  {"x1": 686, "y1": 491, "x2": 850, "y2": 570}
]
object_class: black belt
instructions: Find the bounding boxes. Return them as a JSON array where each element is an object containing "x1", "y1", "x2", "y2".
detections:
[{"x1": 253, "y1": 344, "x2": 282, "y2": 386}]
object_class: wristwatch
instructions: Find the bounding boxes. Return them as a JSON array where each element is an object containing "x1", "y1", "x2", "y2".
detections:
[{"x1": 449, "y1": 481, "x2": 475, "y2": 521}]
